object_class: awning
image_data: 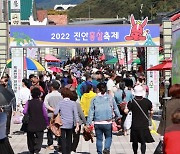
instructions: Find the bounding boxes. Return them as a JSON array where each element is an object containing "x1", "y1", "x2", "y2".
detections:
[
  {"x1": 105, "y1": 57, "x2": 118, "y2": 65},
  {"x1": 132, "y1": 58, "x2": 141, "y2": 65},
  {"x1": 45, "y1": 54, "x2": 60, "y2": 62},
  {"x1": 147, "y1": 60, "x2": 172, "y2": 71}
]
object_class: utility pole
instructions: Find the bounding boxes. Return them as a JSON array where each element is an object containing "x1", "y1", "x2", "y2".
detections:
[
  {"x1": 0, "y1": 0, "x2": 2, "y2": 21},
  {"x1": 0, "y1": 0, "x2": 9, "y2": 76},
  {"x1": 88, "y1": 6, "x2": 91, "y2": 20}
]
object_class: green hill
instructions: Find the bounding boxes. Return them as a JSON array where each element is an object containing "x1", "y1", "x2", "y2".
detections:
[
  {"x1": 68, "y1": 0, "x2": 180, "y2": 19},
  {"x1": 36, "y1": 0, "x2": 85, "y2": 9}
]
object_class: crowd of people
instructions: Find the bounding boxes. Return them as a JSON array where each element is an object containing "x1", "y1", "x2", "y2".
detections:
[{"x1": 0, "y1": 56, "x2": 180, "y2": 154}]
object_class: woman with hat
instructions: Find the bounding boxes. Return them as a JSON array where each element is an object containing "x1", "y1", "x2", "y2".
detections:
[{"x1": 127, "y1": 85, "x2": 154, "y2": 154}]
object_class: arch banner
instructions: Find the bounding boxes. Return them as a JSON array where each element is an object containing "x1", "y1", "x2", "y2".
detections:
[{"x1": 10, "y1": 24, "x2": 160, "y2": 47}]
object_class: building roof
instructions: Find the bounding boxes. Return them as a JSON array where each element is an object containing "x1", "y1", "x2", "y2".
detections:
[
  {"x1": 8, "y1": 0, "x2": 36, "y2": 21},
  {"x1": 69, "y1": 18, "x2": 128, "y2": 25},
  {"x1": 48, "y1": 15, "x2": 68, "y2": 25},
  {"x1": 149, "y1": 8, "x2": 180, "y2": 24},
  {"x1": 37, "y1": 10, "x2": 48, "y2": 22},
  {"x1": 163, "y1": 8, "x2": 180, "y2": 20}
]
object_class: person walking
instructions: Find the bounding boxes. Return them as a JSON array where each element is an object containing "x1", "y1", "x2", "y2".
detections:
[
  {"x1": 80, "y1": 83, "x2": 96, "y2": 119},
  {"x1": 0, "y1": 108, "x2": 14, "y2": 154},
  {"x1": 164, "y1": 108, "x2": 180, "y2": 154},
  {"x1": 114, "y1": 81, "x2": 133, "y2": 135},
  {"x1": 23, "y1": 87, "x2": 48, "y2": 154},
  {"x1": 87, "y1": 83, "x2": 121, "y2": 154},
  {"x1": 157, "y1": 84, "x2": 180, "y2": 135},
  {"x1": 0, "y1": 77, "x2": 16, "y2": 137},
  {"x1": 106, "y1": 72, "x2": 117, "y2": 96},
  {"x1": 54, "y1": 88, "x2": 79, "y2": 154},
  {"x1": 44, "y1": 81, "x2": 63, "y2": 150},
  {"x1": 18, "y1": 79, "x2": 31, "y2": 113},
  {"x1": 127, "y1": 85, "x2": 154, "y2": 154},
  {"x1": 65, "y1": 79, "x2": 86, "y2": 153},
  {"x1": 71, "y1": 96, "x2": 86, "y2": 153}
]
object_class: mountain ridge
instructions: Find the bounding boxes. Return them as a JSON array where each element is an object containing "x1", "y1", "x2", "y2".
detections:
[{"x1": 68, "y1": 0, "x2": 180, "y2": 19}]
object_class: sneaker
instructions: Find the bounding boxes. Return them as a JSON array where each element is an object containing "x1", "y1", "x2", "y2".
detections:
[
  {"x1": 46, "y1": 145, "x2": 54, "y2": 150},
  {"x1": 103, "y1": 149, "x2": 110, "y2": 154},
  {"x1": 71, "y1": 151, "x2": 76, "y2": 154}
]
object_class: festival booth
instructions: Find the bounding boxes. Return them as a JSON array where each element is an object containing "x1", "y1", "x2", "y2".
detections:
[{"x1": 9, "y1": 14, "x2": 160, "y2": 109}]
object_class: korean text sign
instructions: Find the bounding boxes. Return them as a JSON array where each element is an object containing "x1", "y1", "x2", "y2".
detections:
[{"x1": 10, "y1": 25, "x2": 160, "y2": 47}]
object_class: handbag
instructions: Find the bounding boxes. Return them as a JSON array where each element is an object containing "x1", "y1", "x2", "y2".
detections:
[
  {"x1": 119, "y1": 102, "x2": 127, "y2": 111},
  {"x1": 133, "y1": 99, "x2": 152, "y2": 126},
  {"x1": 124, "y1": 111, "x2": 132, "y2": 130},
  {"x1": 49, "y1": 114, "x2": 63, "y2": 137},
  {"x1": 22, "y1": 114, "x2": 29, "y2": 124},
  {"x1": 112, "y1": 121, "x2": 118, "y2": 132},
  {"x1": 154, "y1": 140, "x2": 163, "y2": 154},
  {"x1": 13, "y1": 113, "x2": 23, "y2": 124},
  {"x1": 83, "y1": 125, "x2": 94, "y2": 143}
]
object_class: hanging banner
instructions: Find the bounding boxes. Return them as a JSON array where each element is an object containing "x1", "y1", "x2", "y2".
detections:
[
  {"x1": 11, "y1": 48, "x2": 24, "y2": 99},
  {"x1": 11, "y1": 13, "x2": 21, "y2": 25},
  {"x1": 11, "y1": 0, "x2": 21, "y2": 25},
  {"x1": 11, "y1": 0, "x2": 20, "y2": 10},
  {"x1": 10, "y1": 24, "x2": 160, "y2": 47},
  {"x1": 147, "y1": 47, "x2": 159, "y2": 110}
]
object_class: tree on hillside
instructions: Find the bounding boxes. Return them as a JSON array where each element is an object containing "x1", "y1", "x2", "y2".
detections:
[{"x1": 68, "y1": 0, "x2": 180, "y2": 20}]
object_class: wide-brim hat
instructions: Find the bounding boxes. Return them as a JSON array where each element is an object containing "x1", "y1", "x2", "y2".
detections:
[{"x1": 133, "y1": 85, "x2": 145, "y2": 97}]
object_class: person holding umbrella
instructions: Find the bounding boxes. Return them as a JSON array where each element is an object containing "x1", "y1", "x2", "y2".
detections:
[
  {"x1": 0, "y1": 79, "x2": 15, "y2": 154},
  {"x1": 0, "y1": 77, "x2": 16, "y2": 137}
]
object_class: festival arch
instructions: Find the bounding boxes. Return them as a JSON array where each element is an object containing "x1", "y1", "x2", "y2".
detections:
[{"x1": 9, "y1": 15, "x2": 160, "y2": 109}]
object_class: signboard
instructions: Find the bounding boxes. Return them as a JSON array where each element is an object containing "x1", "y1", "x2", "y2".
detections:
[
  {"x1": 11, "y1": 0, "x2": 20, "y2": 10},
  {"x1": 147, "y1": 47, "x2": 159, "y2": 110},
  {"x1": 11, "y1": 0, "x2": 21, "y2": 25},
  {"x1": 10, "y1": 24, "x2": 160, "y2": 47},
  {"x1": 11, "y1": 48, "x2": 23, "y2": 99},
  {"x1": 11, "y1": 13, "x2": 21, "y2": 25}
]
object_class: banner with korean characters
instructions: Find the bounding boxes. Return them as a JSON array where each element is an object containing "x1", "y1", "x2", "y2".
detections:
[
  {"x1": 147, "y1": 47, "x2": 159, "y2": 110},
  {"x1": 11, "y1": 48, "x2": 24, "y2": 101},
  {"x1": 10, "y1": 24, "x2": 160, "y2": 47},
  {"x1": 11, "y1": 0, "x2": 21, "y2": 25}
]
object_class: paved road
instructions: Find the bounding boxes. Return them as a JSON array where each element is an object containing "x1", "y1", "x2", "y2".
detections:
[{"x1": 9, "y1": 121, "x2": 160, "y2": 154}]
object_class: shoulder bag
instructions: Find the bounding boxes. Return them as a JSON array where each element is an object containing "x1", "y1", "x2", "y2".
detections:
[
  {"x1": 49, "y1": 113, "x2": 63, "y2": 137},
  {"x1": 21, "y1": 101, "x2": 30, "y2": 132},
  {"x1": 124, "y1": 111, "x2": 132, "y2": 130},
  {"x1": 133, "y1": 98, "x2": 152, "y2": 126}
]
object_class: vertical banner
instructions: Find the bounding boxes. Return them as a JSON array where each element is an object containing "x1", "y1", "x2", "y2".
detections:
[
  {"x1": 147, "y1": 47, "x2": 159, "y2": 110},
  {"x1": 10, "y1": 0, "x2": 21, "y2": 10},
  {"x1": 11, "y1": 48, "x2": 24, "y2": 100},
  {"x1": 127, "y1": 47, "x2": 133, "y2": 71},
  {"x1": 11, "y1": 0, "x2": 21, "y2": 25}
]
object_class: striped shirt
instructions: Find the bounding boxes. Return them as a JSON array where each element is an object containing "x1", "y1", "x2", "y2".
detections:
[{"x1": 54, "y1": 98, "x2": 79, "y2": 129}]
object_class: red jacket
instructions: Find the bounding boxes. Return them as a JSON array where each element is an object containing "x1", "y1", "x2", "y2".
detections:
[{"x1": 164, "y1": 124, "x2": 180, "y2": 154}]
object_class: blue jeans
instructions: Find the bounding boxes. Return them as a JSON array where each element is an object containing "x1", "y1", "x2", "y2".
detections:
[{"x1": 94, "y1": 124, "x2": 112, "y2": 154}]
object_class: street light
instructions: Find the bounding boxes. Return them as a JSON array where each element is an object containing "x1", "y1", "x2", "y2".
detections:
[{"x1": 140, "y1": 4, "x2": 143, "y2": 20}]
